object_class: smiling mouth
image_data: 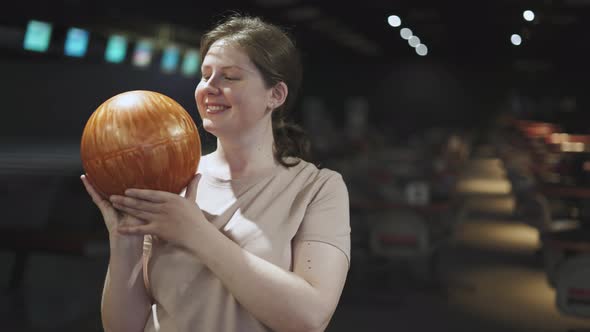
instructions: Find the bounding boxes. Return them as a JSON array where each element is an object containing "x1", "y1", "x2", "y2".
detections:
[{"x1": 206, "y1": 105, "x2": 230, "y2": 114}]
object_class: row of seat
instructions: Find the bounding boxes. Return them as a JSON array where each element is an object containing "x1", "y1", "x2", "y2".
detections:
[
  {"x1": 491, "y1": 115, "x2": 590, "y2": 318},
  {"x1": 323, "y1": 128, "x2": 472, "y2": 284}
]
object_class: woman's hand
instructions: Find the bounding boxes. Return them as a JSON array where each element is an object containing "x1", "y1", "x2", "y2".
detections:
[
  {"x1": 108, "y1": 174, "x2": 205, "y2": 250},
  {"x1": 80, "y1": 174, "x2": 145, "y2": 236}
]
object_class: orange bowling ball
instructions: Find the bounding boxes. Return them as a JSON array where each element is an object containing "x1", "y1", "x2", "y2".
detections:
[{"x1": 80, "y1": 90, "x2": 201, "y2": 197}]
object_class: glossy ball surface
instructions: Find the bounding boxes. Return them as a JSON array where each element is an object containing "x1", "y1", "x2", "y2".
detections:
[{"x1": 80, "y1": 90, "x2": 201, "y2": 197}]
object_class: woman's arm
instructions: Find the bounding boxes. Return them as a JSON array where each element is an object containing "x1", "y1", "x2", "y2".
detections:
[
  {"x1": 101, "y1": 235, "x2": 152, "y2": 332},
  {"x1": 187, "y1": 223, "x2": 349, "y2": 332},
  {"x1": 80, "y1": 175, "x2": 152, "y2": 332}
]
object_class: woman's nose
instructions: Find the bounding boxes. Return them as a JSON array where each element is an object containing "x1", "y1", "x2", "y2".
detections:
[{"x1": 204, "y1": 77, "x2": 221, "y2": 94}]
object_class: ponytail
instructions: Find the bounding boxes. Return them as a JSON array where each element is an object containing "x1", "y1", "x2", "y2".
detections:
[{"x1": 272, "y1": 112, "x2": 311, "y2": 167}]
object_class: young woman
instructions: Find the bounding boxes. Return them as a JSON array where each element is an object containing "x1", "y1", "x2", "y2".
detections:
[{"x1": 82, "y1": 14, "x2": 350, "y2": 332}]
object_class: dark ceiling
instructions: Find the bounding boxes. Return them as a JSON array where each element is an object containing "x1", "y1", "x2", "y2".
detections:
[{"x1": 3, "y1": 0, "x2": 590, "y2": 68}]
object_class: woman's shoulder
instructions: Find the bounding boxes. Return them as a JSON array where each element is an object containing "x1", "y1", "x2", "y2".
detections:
[
  {"x1": 287, "y1": 159, "x2": 349, "y2": 214},
  {"x1": 284, "y1": 157, "x2": 345, "y2": 187}
]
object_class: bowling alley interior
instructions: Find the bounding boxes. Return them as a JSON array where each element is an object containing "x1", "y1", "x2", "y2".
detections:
[{"x1": 2, "y1": 0, "x2": 590, "y2": 331}]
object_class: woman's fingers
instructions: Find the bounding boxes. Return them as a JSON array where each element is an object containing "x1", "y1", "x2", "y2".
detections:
[
  {"x1": 81, "y1": 174, "x2": 123, "y2": 234},
  {"x1": 111, "y1": 201, "x2": 157, "y2": 220},
  {"x1": 81, "y1": 175, "x2": 112, "y2": 211},
  {"x1": 110, "y1": 195, "x2": 163, "y2": 214},
  {"x1": 80, "y1": 175, "x2": 100, "y2": 202},
  {"x1": 184, "y1": 173, "x2": 201, "y2": 201},
  {"x1": 118, "y1": 223, "x2": 156, "y2": 236},
  {"x1": 124, "y1": 188, "x2": 172, "y2": 203}
]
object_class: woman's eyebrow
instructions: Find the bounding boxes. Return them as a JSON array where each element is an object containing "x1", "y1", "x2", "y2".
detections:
[
  {"x1": 221, "y1": 65, "x2": 256, "y2": 73},
  {"x1": 202, "y1": 65, "x2": 252, "y2": 72},
  {"x1": 201, "y1": 65, "x2": 256, "y2": 74}
]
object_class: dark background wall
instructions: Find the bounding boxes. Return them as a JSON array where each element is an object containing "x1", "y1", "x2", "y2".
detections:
[
  {"x1": 0, "y1": 56, "x2": 505, "y2": 145},
  {"x1": 0, "y1": 60, "x2": 199, "y2": 141}
]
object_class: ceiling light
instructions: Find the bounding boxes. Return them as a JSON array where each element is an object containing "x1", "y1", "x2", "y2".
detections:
[
  {"x1": 400, "y1": 28, "x2": 412, "y2": 39},
  {"x1": 511, "y1": 34, "x2": 522, "y2": 46},
  {"x1": 416, "y1": 44, "x2": 428, "y2": 56},
  {"x1": 387, "y1": 15, "x2": 401, "y2": 27}
]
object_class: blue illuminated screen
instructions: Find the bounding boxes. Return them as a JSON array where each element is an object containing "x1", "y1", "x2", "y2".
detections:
[
  {"x1": 23, "y1": 20, "x2": 52, "y2": 52},
  {"x1": 105, "y1": 35, "x2": 127, "y2": 63},
  {"x1": 161, "y1": 46, "x2": 180, "y2": 73},
  {"x1": 64, "y1": 27, "x2": 89, "y2": 57},
  {"x1": 181, "y1": 50, "x2": 200, "y2": 76}
]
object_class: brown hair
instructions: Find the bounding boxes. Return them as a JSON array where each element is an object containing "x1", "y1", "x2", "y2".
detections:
[{"x1": 200, "y1": 14, "x2": 310, "y2": 167}]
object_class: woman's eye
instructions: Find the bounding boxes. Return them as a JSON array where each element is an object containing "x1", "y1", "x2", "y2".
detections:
[
  {"x1": 201, "y1": 76, "x2": 210, "y2": 81},
  {"x1": 224, "y1": 76, "x2": 238, "y2": 81}
]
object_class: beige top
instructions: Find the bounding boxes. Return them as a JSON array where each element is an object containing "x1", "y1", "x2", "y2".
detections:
[{"x1": 142, "y1": 155, "x2": 351, "y2": 332}]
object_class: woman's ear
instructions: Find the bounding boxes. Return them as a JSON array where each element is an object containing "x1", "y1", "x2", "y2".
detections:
[{"x1": 269, "y1": 82, "x2": 288, "y2": 110}]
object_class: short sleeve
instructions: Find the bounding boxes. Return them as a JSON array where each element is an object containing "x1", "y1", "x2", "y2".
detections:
[{"x1": 294, "y1": 171, "x2": 351, "y2": 265}]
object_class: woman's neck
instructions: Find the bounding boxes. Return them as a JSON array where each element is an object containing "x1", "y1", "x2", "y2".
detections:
[{"x1": 208, "y1": 124, "x2": 278, "y2": 180}]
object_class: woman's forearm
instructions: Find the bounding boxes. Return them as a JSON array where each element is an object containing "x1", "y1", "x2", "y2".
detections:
[
  {"x1": 187, "y1": 223, "x2": 331, "y2": 332},
  {"x1": 101, "y1": 235, "x2": 152, "y2": 332}
]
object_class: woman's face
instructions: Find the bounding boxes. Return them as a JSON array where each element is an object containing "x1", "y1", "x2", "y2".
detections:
[{"x1": 195, "y1": 39, "x2": 273, "y2": 139}]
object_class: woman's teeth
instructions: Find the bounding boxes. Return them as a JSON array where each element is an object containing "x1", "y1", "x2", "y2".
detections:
[{"x1": 207, "y1": 105, "x2": 228, "y2": 113}]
